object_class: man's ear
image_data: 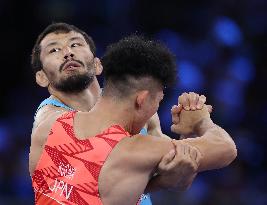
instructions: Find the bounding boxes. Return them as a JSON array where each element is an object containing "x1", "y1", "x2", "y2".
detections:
[
  {"x1": 135, "y1": 90, "x2": 149, "y2": 109},
  {"x1": 94, "y1": 57, "x2": 103, "y2": 75},
  {"x1": 36, "y1": 70, "x2": 49, "y2": 87}
]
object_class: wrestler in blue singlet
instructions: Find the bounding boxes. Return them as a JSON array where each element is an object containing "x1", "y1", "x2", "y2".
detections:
[{"x1": 35, "y1": 97, "x2": 153, "y2": 205}]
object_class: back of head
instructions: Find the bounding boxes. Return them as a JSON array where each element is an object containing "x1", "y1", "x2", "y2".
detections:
[{"x1": 101, "y1": 35, "x2": 177, "y2": 99}]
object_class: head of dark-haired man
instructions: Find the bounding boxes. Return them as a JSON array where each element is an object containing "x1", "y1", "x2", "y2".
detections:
[
  {"x1": 101, "y1": 35, "x2": 176, "y2": 133},
  {"x1": 31, "y1": 22, "x2": 102, "y2": 93}
]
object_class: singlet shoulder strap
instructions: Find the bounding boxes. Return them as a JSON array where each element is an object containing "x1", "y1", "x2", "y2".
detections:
[{"x1": 34, "y1": 97, "x2": 74, "y2": 118}]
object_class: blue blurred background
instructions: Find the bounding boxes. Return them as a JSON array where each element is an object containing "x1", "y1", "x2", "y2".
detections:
[{"x1": 0, "y1": 0, "x2": 266, "y2": 204}]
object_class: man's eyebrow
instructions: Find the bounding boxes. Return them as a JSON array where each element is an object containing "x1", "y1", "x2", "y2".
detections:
[
  {"x1": 69, "y1": 37, "x2": 84, "y2": 42},
  {"x1": 45, "y1": 42, "x2": 58, "y2": 49},
  {"x1": 44, "y1": 37, "x2": 84, "y2": 49}
]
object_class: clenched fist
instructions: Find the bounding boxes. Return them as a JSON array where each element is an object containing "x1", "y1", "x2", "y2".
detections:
[
  {"x1": 171, "y1": 92, "x2": 212, "y2": 135},
  {"x1": 171, "y1": 105, "x2": 210, "y2": 135}
]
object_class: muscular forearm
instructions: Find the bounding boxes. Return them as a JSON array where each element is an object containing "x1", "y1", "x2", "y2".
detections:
[
  {"x1": 181, "y1": 118, "x2": 237, "y2": 172},
  {"x1": 180, "y1": 134, "x2": 198, "y2": 139},
  {"x1": 148, "y1": 128, "x2": 170, "y2": 139},
  {"x1": 146, "y1": 112, "x2": 170, "y2": 139}
]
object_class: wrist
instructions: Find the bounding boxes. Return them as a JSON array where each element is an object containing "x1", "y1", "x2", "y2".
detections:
[
  {"x1": 180, "y1": 133, "x2": 198, "y2": 139},
  {"x1": 194, "y1": 117, "x2": 215, "y2": 136}
]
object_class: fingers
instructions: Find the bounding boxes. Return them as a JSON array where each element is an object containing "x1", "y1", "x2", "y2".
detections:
[
  {"x1": 190, "y1": 147, "x2": 198, "y2": 161},
  {"x1": 188, "y1": 92, "x2": 198, "y2": 110},
  {"x1": 188, "y1": 145, "x2": 201, "y2": 169},
  {"x1": 157, "y1": 141, "x2": 201, "y2": 190},
  {"x1": 158, "y1": 149, "x2": 176, "y2": 172},
  {"x1": 179, "y1": 92, "x2": 206, "y2": 111},
  {"x1": 194, "y1": 148, "x2": 202, "y2": 167},
  {"x1": 172, "y1": 93, "x2": 211, "y2": 135},
  {"x1": 178, "y1": 93, "x2": 190, "y2": 110},
  {"x1": 180, "y1": 142, "x2": 199, "y2": 172},
  {"x1": 171, "y1": 104, "x2": 183, "y2": 114},
  {"x1": 197, "y1": 95, "x2": 206, "y2": 109},
  {"x1": 161, "y1": 140, "x2": 183, "y2": 172},
  {"x1": 206, "y1": 105, "x2": 213, "y2": 113},
  {"x1": 171, "y1": 104, "x2": 182, "y2": 124}
]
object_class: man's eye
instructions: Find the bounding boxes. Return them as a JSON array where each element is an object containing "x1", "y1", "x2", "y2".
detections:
[
  {"x1": 71, "y1": 43, "x2": 81, "y2": 47},
  {"x1": 49, "y1": 48, "x2": 60, "y2": 53}
]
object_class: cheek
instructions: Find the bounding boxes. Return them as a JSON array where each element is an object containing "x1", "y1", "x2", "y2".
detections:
[
  {"x1": 42, "y1": 56, "x2": 61, "y2": 71},
  {"x1": 150, "y1": 102, "x2": 161, "y2": 117},
  {"x1": 148, "y1": 102, "x2": 159, "y2": 117},
  {"x1": 81, "y1": 49, "x2": 94, "y2": 63},
  {"x1": 42, "y1": 61, "x2": 60, "y2": 80},
  {"x1": 153, "y1": 103, "x2": 160, "y2": 114}
]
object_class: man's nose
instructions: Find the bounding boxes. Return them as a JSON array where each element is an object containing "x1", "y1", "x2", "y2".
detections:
[{"x1": 63, "y1": 47, "x2": 74, "y2": 60}]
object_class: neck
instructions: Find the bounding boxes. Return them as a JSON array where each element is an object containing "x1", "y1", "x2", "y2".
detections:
[
  {"x1": 91, "y1": 96, "x2": 135, "y2": 134},
  {"x1": 49, "y1": 77, "x2": 101, "y2": 112}
]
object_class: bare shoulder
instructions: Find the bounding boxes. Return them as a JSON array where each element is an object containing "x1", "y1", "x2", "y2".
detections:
[
  {"x1": 32, "y1": 105, "x2": 67, "y2": 144},
  {"x1": 130, "y1": 133, "x2": 170, "y2": 145},
  {"x1": 34, "y1": 105, "x2": 66, "y2": 129},
  {"x1": 119, "y1": 134, "x2": 174, "y2": 166},
  {"x1": 135, "y1": 134, "x2": 173, "y2": 152}
]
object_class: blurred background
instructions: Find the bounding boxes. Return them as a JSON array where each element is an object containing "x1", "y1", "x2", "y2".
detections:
[{"x1": 0, "y1": 0, "x2": 266, "y2": 204}]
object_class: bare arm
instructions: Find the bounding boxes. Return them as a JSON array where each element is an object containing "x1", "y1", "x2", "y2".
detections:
[
  {"x1": 146, "y1": 94, "x2": 236, "y2": 191},
  {"x1": 171, "y1": 106, "x2": 237, "y2": 172},
  {"x1": 146, "y1": 112, "x2": 170, "y2": 138},
  {"x1": 126, "y1": 135, "x2": 200, "y2": 193},
  {"x1": 144, "y1": 112, "x2": 199, "y2": 192},
  {"x1": 144, "y1": 99, "x2": 205, "y2": 192},
  {"x1": 145, "y1": 109, "x2": 237, "y2": 192},
  {"x1": 144, "y1": 141, "x2": 200, "y2": 193},
  {"x1": 180, "y1": 118, "x2": 236, "y2": 171}
]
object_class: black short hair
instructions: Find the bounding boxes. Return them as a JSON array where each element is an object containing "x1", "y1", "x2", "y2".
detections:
[
  {"x1": 101, "y1": 35, "x2": 177, "y2": 97},
  {"x1": 31, "y1": 22, "x2": 96, "y2": 75}
]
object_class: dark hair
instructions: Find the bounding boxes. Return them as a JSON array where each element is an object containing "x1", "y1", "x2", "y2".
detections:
[
  {"x1": 101, "y1": 35, "x2": 177, "y2": 97},
  {"x1": 31, "y1": 22, "x2": 96, "y2": 74}
]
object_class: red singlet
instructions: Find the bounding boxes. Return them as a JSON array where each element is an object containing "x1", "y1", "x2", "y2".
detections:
[{"x1": 32, "y1": 111, "x2": 135, "y2": 205}]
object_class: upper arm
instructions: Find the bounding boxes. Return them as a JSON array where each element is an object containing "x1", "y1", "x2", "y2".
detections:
[
  {"x1": 126, "y1": 135, "x2": 175, "y2": 171},
  {"x1": 29, "y1": 120, "x2": 50, "y2": 175}
]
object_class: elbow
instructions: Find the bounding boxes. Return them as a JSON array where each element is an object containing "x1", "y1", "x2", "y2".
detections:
[
  {"x1": 219, "y1": 138, "x2": 237, "y2": 168},
  {"x1": 210, "y1": 126, "x2": 238, "y2": 169},
  {"x1": 226, "y1": 139, "x2": 237, "y2": 164},
  {"x1": 196, "y1": 129, "x2": 238, "y2": 172}
]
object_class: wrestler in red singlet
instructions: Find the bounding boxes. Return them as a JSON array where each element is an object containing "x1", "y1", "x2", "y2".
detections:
[{"x1": 32, "y1": 111, "x2": 137, "y2": 205}]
